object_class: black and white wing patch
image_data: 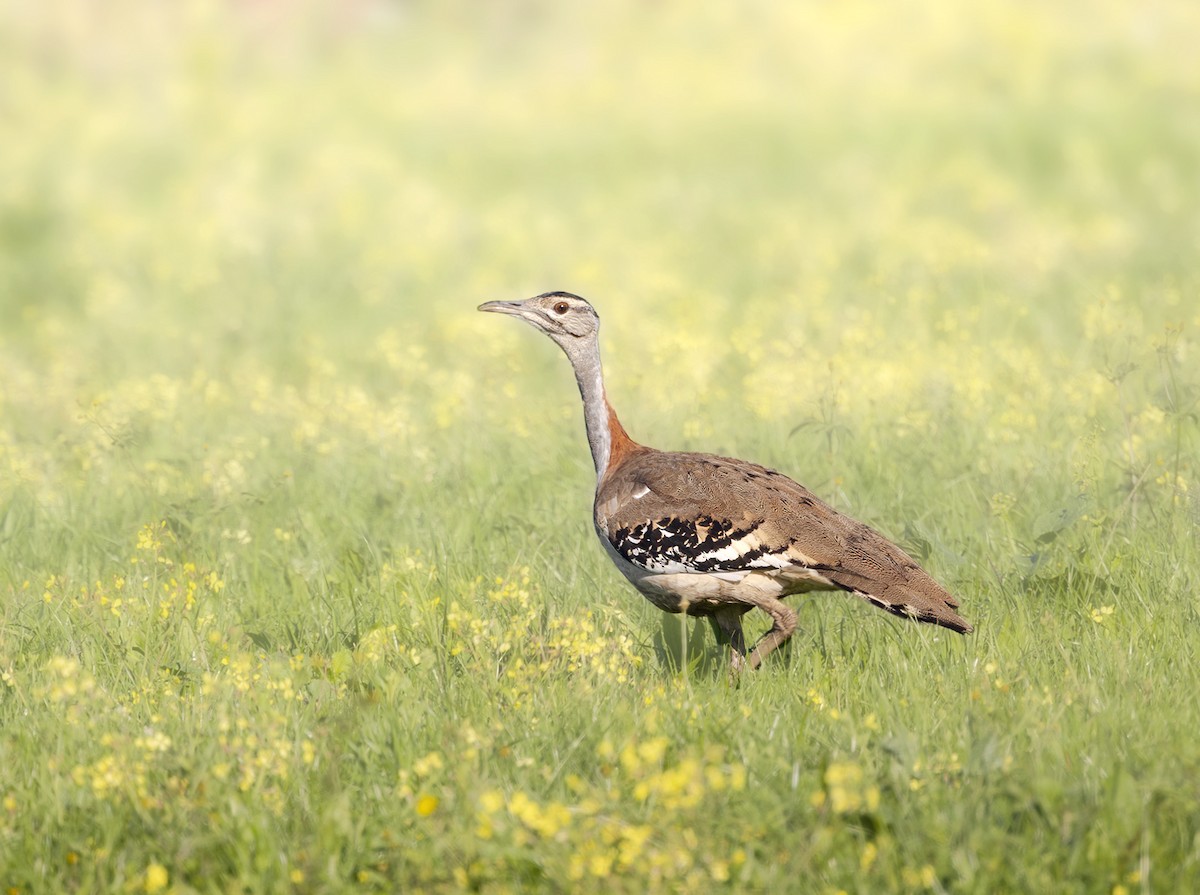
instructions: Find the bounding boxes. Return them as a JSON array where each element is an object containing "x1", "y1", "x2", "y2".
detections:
[{"x1": 607, "y1": 514, "x2": 793, "y2": 575}]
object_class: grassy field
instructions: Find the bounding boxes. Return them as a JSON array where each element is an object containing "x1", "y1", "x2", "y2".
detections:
[{"x1": 3, "y1": 1, "x2": 1199, "y2": 892}]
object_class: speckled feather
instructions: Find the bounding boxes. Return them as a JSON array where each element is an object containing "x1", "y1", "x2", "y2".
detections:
[{"x1": 595, "y1": 449, "x2": 972, "y2": 633}]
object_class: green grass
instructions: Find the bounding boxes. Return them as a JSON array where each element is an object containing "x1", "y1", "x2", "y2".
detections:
[{"x1": 3, "y1": 1, "x2": 1200, "y2": 892}]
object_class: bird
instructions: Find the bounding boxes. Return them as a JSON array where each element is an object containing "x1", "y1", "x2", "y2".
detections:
[{"x1": 478, "y1": 291, "x2": 972, "y2": 671}]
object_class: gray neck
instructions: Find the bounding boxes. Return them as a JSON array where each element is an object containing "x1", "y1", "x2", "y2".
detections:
[{"x1": 561, "y1": 337, "x2": 611, "y2": 482}]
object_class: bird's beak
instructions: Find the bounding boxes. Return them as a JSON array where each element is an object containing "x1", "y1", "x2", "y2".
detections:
[{"x1": 477, "y1": 300, "x2": 525, "y2": 317}]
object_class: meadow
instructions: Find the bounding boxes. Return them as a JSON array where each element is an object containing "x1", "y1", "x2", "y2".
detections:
[{"x1": 2, "y1": 1, "x2": 1199, "y2": 892}]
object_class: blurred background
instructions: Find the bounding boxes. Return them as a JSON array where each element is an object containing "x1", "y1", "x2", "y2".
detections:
[
  {"x1": 2, "y1": 0, "x2": 1197, "y2": 581},
  {"x1": 4, "y1": 8, "x2": 1199, "y2": 888}
]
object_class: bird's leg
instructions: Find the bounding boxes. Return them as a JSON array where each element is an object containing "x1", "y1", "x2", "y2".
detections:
[
  {"x1": 744, "y1": 596, "x2": 798, "y2": 670},
  {"x1": 708, "y1": 607, "x2": 749, "y2": 673}
]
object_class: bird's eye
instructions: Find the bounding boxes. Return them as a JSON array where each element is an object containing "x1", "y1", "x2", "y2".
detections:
[{"x1": 553, "y1": 301, "x2": 569, "y2": 315}]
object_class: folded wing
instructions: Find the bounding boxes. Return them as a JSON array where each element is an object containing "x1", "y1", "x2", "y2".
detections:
[{"x1": 595, "y1": 451, "x2": 972, "y2": 633}]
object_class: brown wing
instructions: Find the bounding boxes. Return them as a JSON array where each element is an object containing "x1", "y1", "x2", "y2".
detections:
[{"x1": 595, "y1": 450, "x2": 972, "y2": 633}]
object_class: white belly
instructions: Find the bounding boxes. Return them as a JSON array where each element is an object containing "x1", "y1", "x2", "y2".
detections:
[{"x1": 595, "y1": 527, "x2": 833, "y2": 615}]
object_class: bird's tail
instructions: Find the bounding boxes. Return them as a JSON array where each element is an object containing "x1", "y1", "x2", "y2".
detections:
[{"x1": 852, "y1": 584, "x2": 973, "y2": 634}]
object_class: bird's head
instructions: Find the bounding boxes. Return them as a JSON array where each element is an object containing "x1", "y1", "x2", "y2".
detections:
[{"x1": 478, "y1": 292, "x2": 600, "y2": 352}]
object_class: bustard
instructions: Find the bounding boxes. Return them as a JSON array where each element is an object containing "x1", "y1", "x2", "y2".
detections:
[{"x1": 479, "y1": 292, "x2": 972, "y2": 671}]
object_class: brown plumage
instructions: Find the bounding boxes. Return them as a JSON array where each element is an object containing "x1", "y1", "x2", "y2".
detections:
[{"x1": 480, "y1": 292, "x2": 972, "y2": 671}]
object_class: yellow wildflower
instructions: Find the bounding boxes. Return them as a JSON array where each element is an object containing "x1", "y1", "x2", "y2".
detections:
[
  {"x1": 143, "y1": 863, "x2": 169, "y2": 893},
  {"x1": 478, "y1": 789, "x2": 505, "y2": 814}
]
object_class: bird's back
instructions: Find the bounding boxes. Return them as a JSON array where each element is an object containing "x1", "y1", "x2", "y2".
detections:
[{"x1": 595, "y1": 448, "x2": 972, "y2": 633}]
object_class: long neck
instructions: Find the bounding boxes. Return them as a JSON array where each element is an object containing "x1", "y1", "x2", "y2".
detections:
[{"x1": 565, "y1": 337, "x2": 636, "y2": 484}]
